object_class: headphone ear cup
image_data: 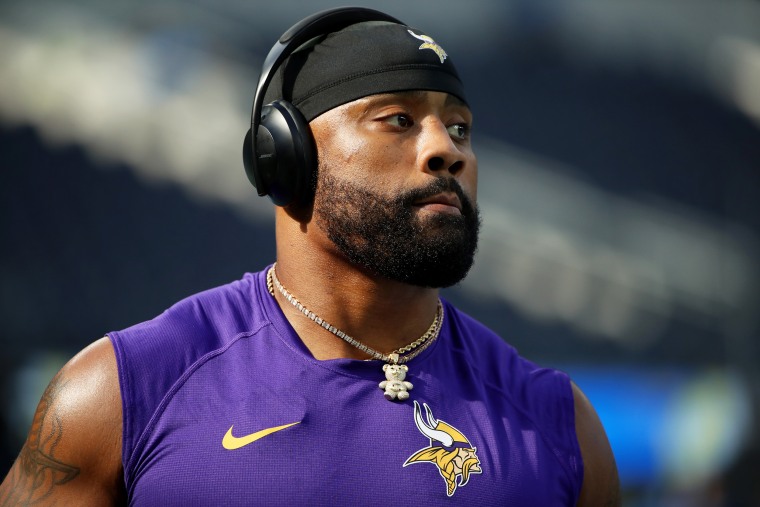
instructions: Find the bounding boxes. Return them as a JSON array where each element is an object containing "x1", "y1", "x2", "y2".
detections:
[
  {"x1": 246, "y1": 9, "x2": 404, "y2": 206},
  {"x1": 242, "y1": 128, "x2": 257, "y2": 189},
  {"x1": 251, "y1": 100, "x2": 316, "y2": 207}
]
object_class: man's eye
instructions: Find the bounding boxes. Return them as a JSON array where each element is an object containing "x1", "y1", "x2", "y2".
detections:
[
  {"x1": 447, "y1": 123, "x2": 470, "y2": 140},
  {"x1": 387, "y1": 114, "x2": 413, "y2": 128}
]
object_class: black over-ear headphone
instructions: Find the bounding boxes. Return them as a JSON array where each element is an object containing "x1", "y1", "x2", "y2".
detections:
[{"x1": 242, "y1": 7, "x2": 404, "y2": 207}]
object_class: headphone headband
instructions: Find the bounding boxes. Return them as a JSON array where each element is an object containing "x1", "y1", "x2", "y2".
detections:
[{"x1": 248, "y1": 7, "x2": 403, "y2": 196}]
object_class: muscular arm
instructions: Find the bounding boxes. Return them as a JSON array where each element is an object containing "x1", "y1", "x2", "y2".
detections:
[
  {"x1": 573, "y1": 382, "x2": 621, "y2": 507},
  {"x1": 0, "y1": 337, "x2": 125, "y2": 506}
]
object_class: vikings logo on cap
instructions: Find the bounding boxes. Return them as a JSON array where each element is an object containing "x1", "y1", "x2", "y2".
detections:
[
  {"x1": 404, "y1": 401, "x2": 482, "y2": 497},
  {"x1": 407, "y1": 30, "x2": 448, "y2": 64}
]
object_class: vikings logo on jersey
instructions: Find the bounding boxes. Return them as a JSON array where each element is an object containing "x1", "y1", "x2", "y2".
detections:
[{"x1": 404, "y1": 401, "x2": 482, "y2": 497}]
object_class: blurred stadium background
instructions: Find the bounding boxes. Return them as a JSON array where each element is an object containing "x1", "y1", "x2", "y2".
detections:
[{"x1": 1, "y1": 0, "x2": 759, "y2": 504}]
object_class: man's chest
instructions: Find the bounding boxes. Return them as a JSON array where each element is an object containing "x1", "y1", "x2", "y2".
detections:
[{"x1": 126, "y1": 368, "x2": 574, "y2": 506}]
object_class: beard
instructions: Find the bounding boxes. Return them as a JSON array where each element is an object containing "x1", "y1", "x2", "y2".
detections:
[{"x1": 313, "y1": 171, "x2": 481, "y2": 288}]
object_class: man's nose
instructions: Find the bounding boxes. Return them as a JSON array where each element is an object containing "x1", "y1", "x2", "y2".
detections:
[{"x1": 419, "y1": 121, "x2": 465, "y2": 175}]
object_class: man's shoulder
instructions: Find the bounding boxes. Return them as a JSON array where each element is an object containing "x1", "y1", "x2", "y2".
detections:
[
  {"x1": 107, "y1": 269, "x2": 274, "y2": 395},
  {"x1": 443, "y1": 300, "x2": 521, "y2": 360},
  {"x1": 0, "y1": 337, "x2": 125, "y2": 504},
  {"x1": 108, "y1": 270, "x2": 277, "y2": 470},
  {"x1": 112, "y1": 271, "x2": 265, "y2": 342},
  {"x1": 164, "y1": 271, "x2": 262, "y2": 319},
  {"x1": 444, "y1": 300, "x2": 572, "y2": 398}
]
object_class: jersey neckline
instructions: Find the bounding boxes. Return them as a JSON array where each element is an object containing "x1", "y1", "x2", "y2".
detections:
[{"x1": 253, "y1": 265, "x2": 445, "y2": 380}]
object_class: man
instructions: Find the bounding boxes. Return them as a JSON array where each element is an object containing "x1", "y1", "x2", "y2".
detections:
[{"x1": 0, "y1": 8, "x2": 620, "y2": 505}]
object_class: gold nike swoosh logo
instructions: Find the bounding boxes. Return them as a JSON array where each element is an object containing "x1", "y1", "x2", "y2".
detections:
[{"x1": 222, "y1": 422, "x2": 300, "y2": 450}]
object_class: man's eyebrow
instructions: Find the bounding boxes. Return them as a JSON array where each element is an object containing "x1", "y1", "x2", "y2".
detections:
[{"x1": 357, "y1": 91, "x2": 471, "y2": 115}]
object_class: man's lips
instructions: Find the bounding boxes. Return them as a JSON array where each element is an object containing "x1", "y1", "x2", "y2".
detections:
[{"x1": 413, "y1": 193, "x2": 463, "y2": 215}]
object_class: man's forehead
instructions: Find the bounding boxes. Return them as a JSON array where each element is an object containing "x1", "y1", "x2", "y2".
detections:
[{"x1": 352, "y1": 90, "x2": 470, "y2": 110}]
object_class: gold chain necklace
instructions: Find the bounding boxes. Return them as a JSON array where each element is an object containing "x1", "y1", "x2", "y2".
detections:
[{"x1": 266, "y1": 263, "x2": 443, "y2": 401}]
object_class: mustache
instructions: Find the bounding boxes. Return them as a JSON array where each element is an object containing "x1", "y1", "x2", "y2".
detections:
[{"x1": 400, "y1": 177, "x2": 475, "y2": 214}]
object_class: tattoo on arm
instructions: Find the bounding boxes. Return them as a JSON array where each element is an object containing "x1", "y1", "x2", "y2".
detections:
[{"x1": 1, "y1": 372, "x2": 81, "y2": 505}]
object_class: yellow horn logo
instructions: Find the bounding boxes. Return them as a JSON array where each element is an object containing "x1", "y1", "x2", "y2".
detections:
[
  {"x1": 408, "y1": 30, "x2": 448, "y2": 64},
  {"x1": 403, "y1": 401, "x2": 482, "y2": 497}
]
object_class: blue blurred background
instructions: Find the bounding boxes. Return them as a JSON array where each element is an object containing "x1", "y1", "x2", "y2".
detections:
[{"x1": 1, "y1": 0, "x2": 759, "y2": 504}]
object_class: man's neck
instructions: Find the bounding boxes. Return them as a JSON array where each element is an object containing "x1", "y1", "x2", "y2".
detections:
[{"x1": 270, "y1": 254, "x2": 441, "y2": 362}]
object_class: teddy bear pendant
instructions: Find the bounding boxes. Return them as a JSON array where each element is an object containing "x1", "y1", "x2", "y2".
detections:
[{"x1": 378, "y1": 355, "x2": 413, "y2": 401}]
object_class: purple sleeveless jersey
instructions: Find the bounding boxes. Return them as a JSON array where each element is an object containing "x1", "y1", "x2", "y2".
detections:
[{"x1": 108, "y1": 267, "x2": 583, "y2": 505}]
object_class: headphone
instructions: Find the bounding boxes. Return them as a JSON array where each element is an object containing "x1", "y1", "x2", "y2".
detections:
[{"x1": 242, "y1": 7, "x2": 403, "y2": 207}]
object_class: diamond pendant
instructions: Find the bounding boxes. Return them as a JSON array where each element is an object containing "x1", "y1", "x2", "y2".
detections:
[{"x1": 378, "y1": 357, "x2": 413, "y2": 401}]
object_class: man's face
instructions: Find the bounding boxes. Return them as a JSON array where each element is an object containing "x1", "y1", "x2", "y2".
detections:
[{"x1": 308, "y1": 91, "x2": 480, "y2": 288}]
